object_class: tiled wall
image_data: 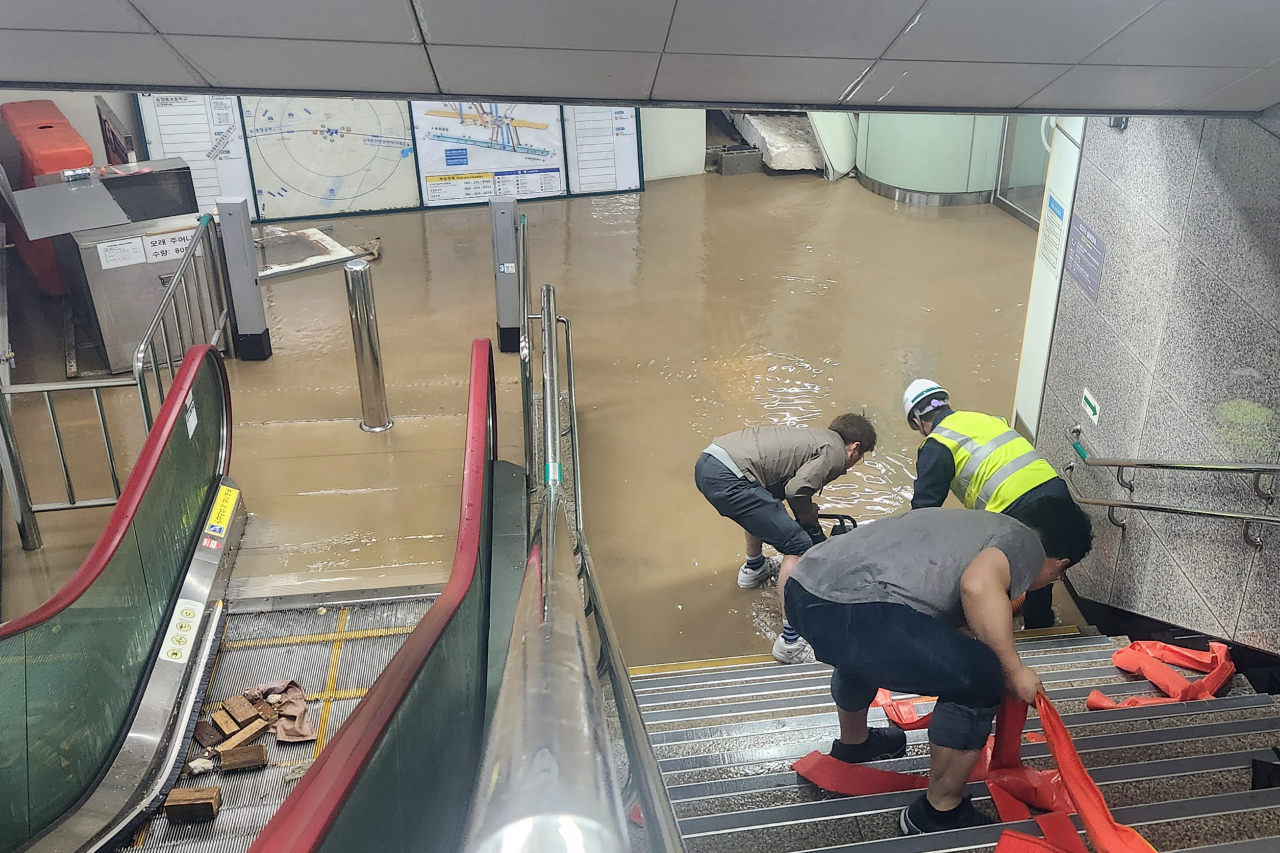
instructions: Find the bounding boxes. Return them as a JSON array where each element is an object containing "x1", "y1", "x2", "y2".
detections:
[{"x1": 1037, "y1": 112, "x2": 1280, "y2": 654}]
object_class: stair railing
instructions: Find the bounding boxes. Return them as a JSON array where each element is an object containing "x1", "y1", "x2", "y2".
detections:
[
  {"x1": 484, "y1": 270, "x2": 685, "y2": 853},
  {"x1": 1063, "y1": 425, "x2": 1280, "y2": 549}
]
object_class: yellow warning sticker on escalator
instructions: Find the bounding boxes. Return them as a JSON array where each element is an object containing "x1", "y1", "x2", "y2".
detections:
[{"x1": 204, "y1": 484, "x2": 239, "y2": 538}]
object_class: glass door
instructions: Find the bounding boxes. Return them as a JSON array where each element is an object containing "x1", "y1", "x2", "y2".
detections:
[{"x1": 994, "y1": 115, "x2": 1053, "y2": 227}]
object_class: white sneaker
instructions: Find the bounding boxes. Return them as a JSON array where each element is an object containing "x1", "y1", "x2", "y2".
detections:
[
  {"x1": 772, "y1": 635, "x2": 816, "y2": 664},
  {"x1": 737, "y1": 555, "x2": 782, "y2": 589}
]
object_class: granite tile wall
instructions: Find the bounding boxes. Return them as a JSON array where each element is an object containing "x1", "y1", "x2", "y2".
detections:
[{"x1": 1038, "y1": 111, "x2": 1280, "y2": 654}]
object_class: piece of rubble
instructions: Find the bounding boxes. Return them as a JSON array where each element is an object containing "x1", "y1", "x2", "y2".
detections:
[{"x1": 165, "y1": 787, "x2": 221, "y2": 823}]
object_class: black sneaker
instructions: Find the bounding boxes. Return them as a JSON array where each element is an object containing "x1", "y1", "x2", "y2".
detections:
[
  {"x1": 828, "y1": 727, "x2": 907, "y2": 763},
  {"x1": 899, "y1": 794, "x2": 995, "y2": 835}
]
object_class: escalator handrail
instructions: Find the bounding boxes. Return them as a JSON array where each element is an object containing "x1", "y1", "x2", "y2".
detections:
[
  {"x1": 248, "y1": 337, "x2": 496, "y2": 853},
  {"x1": 0, "y1": 345, "x2": 231, "y2": 639}
]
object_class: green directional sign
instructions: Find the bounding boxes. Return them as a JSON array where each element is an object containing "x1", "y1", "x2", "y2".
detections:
[{"x1": 1081, "y1": 388, "x2": 1100, "y2": 425}]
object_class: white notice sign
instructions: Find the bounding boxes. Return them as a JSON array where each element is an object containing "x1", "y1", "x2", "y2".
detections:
[
  {"x1": 97, "y1": 237, "x2": 147, "y2": 270},
  {"x1": 145, "y1": 228, "x2": 197, "y2": 263}
]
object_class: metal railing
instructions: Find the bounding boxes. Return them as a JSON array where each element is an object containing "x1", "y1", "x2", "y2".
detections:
[
  {"x1": 0, "y1": 376, "x2": 136, "y2": 550},
  {"x1": 1064, "y1": 425, "x2": 1280, "y2": 549},
  {"x1": 494, "y1": 260, "x2": 684, "y2": 851},
  {"x1": 133, "y1": 213, "x2": 233, "y2": 428}
]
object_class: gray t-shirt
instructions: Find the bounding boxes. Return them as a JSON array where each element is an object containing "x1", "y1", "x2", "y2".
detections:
[{"x1": 790, "y1": 507, "x2": 1045, "y2": 626}]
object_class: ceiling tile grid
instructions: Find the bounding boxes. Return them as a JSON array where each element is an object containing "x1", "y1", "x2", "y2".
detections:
[{"x1": 0, "y1": 0, "x2": 1278, "y2": 111}]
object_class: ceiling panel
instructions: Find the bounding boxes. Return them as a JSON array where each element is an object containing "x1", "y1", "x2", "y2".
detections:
[
  {"x1": 1085, "y1": 0, "x2": 1280, "y2": 68},
  {"x1": 0, "y1": 0, "x2": 152, "y2": 33},
  {"x1": 420, "y1": 0, "x2": 675, "y2": 52},
  {"x1": 651, "y1": 54, "x2": 873, "y2": 104},
  {"x1": 847, "y1": 60, "x2": 1068, "y2": 108},
  {"x1": 1022, "y1": 65, "x2": 1252, "y2": 111},
  {"x1": 664, "y1": 0, "x2": 919, "y2": 59},
  {"x1": 429, "y1": 46, "x2": 659, "y2": 100},
  {"x1": 132, "y1": 0, "x2": 421, "y2": 43},
  {"x1": 0, "y1": 31, "x2": 203, "y2": 86},
  {"x1": 885, "y1": 0, "x2": 1156, "y2": 64},
  {"x1": 170, "y1": 37, "x2": 437, "y2": 93},
  {"x1": 1187, "y1": 69, "x2": 1280, "y2": 112}
]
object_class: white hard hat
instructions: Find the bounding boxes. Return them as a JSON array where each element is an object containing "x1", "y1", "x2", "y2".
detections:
[{"x1": 903, "y1": 379, "x2": 948, "y2": 426}]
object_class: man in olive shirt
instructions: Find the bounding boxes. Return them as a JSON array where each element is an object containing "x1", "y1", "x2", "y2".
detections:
[
  {"x1": 785, "y1": 503, "x2": 1091, "y2": 834},
  {"x1": 695, "y1": 414, "x2": 876, "y2": 663}
]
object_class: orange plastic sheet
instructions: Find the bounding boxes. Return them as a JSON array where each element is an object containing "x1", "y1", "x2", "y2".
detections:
[
  {"x1": 793, "y1": 693, "x2": 1155, "y2": 852},
  {"x1": 873, "y1": 688, "x2": 932, "y2": 730},
  {"x1": 1086, "y1": 641, "x2": 1234, "y2": 711}
]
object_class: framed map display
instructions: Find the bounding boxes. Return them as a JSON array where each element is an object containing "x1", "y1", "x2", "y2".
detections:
[
  {"x1": 411, "y1": 102, "x2": 567, "y2": 207},
  {"x1": 241, "y1": 97, "x2": 421, "y2": 219}
]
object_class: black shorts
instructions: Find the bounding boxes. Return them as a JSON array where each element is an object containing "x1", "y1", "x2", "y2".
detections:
[
  {"x1": 694, "y1": 453, "x2": 814, "y2": 556},
  {"x1": 783, "y1": 579, "x2": 1004, "y2": 751}
]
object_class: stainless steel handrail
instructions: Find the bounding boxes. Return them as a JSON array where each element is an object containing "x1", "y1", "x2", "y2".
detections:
[
  {"x1": 1064, "y1": 426, "x2": 1280, "y2": 550},
  {"x1": 498, "y1": 268, "x2": 685, "y2": 851},
  {"x1": 1069, "y1": 425, "x2": 1279, "y2": 502},
  {"x1": 133, "y1": 214, "x2": 233, "y2": 428},
  {"x1": 0, "y1": 374, "x2": 138, "y2": 550}
]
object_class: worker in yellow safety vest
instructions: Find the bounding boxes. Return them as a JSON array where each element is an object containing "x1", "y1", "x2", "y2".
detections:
[{"x1": 903, "y1": 379, "x2": 1085, "y2": 629}]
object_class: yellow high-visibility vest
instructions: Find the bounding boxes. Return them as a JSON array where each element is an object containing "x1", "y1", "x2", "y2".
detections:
[{"x1": 925, "y1": 410, "x2": 1057, "y2": 513}]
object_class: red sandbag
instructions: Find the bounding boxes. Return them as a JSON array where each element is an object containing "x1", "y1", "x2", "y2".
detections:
[
  {"x1": 1036, "y1": 694, "x2": 1157, "y2": 853},
  {"x1": 995, "y1": 830, "x2": 1077, "y2": 853},
  {"x1": 1089, "y1": 641, "x2": 1234, "y2": 710},
  {"x1": 1035, "y1": 812, "x2": 1089, "y2": 853},
  {"x1": 988, "y1": 766, "x2": 1075, "y2": 813},
  {"x1": 792, "y1": 751, "x2": 929, "y2": 797}
]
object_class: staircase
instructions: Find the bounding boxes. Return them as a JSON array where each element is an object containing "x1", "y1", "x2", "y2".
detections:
[{"x1": 632, "y1": 628, "x2": 1280, "y2": 852}]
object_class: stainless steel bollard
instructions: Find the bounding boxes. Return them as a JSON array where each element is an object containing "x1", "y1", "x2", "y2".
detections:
[{"x1": 344, "y1": 260, "x2": 392, "y2": 433}]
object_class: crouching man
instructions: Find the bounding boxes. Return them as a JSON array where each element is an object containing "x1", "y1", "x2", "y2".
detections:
[
  {"x1": 784, "y1": 501, "x2": 1092, "y2": 834},
  {"x1": 695, "y1": 415, "x2": 876, "y2": 664}
]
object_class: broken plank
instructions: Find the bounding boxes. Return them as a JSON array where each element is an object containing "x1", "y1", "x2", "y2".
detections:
[
  {"x1": 219, "y1": 744, "x2": 268, "y2": 771},
  {"x1": 193, "y1": 720, "x2": 223, "y2": 749},
  {"x1": 253, "y1": 699, "x2": 279, "y2": 723},
  {"x1": 211, "y1": 710, "x2": 239, "y2": 737},
  {"x1": 223, "y1": 694, "x2": 259, "y2": 726},
  {"x1": 215, "y1": 717, "x2": 270, "y2": 753},
  {"x1": 165, "y1": 787, "x2": 221, "y2": 823}
]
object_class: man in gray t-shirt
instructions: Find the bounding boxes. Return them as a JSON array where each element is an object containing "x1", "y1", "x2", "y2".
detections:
[{"x1": 785, "y1": 505, "x2": 1092, "y2": 836}]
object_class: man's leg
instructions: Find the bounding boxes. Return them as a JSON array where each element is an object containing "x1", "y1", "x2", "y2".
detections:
[
  {"x1": 744, "y1": 531, "x2": 764, "y2": 559},
  {"x1": 925, "y1": 744, "x2": 985, "y2": 811},
  {"x1": 1021, "y1": 583, "x2": 1055, "y2": 630}
]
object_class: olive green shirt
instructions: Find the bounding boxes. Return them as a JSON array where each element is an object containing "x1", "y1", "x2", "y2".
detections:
[{"x1": 711, "y1": 426, "x2": 849, "y2": 516}]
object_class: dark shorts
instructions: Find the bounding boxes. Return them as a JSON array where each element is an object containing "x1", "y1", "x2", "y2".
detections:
[
  {"x1": 694, "y1": 453, "x2": 814, "y2": 556},
  {"x1": 783, "y1": 579, "x2": 1004, "y2": 751}
]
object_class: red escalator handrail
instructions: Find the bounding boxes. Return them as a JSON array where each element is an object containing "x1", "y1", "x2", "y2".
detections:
[
  {"x1": 248, "y1": 338, "x2": 495, "y2": 853},
  {"x1": 0, "y1": 345, "x2": 231, "y2": 640}
]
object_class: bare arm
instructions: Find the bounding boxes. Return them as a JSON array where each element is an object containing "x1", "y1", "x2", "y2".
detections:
[{"x1": 960, "y1": 548, "x2": 1043, "y2": 703}]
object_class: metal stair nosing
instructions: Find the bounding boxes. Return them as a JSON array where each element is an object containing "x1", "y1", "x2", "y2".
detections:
[
  {"x1": 785, "y1": 787, "x2": 1280, "y2": 853},
  {"x1": 638, "y1": 661, "x2": 1163, "y2": 710},
  {"x1": 650, "y1": 693, "x2": 1276, "y2": 749},
  {"x1": 642, "y1": 673, "x2": 1214, "y2": 726},
  {"x1": 676, "y1": 747, "x2": 1278, "y2": 837},
  {"x1": 633, "y1": 640, "x2": 1118, "y2": 695},
  {"x1": 657, "y1": 713, "x2": 1280, "y2": 777}
]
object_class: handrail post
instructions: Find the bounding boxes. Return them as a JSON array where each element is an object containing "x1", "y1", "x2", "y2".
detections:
[
  {"x1": 343, "y1": 260, "x2": 393, "y2": 433},
  {"x1": 541, "y1": 285, "x2": 560, "y2": 487},
  {"x1": 0, "y1": 394, "x2": 42, "y2": 549}
]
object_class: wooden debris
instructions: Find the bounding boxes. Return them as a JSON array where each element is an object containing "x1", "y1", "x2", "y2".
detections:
[
  {"x1": 164, "y1": 787, "x2": 221, "y2": 823},
  {"x1": 193, "y1": 720, "x2": 224, "y2": 749},
  {"x1": 215, "y1": 717, "x2": 270, "y2": 753},
  {"x1": 211, "y1": 710, "x2": 239, "y2": 737},
  {"x1": 219, "y1": 744, "x2": 268, "y2": 772},
  {"x1": 222, "y1": 694, "x2": 259, "y2": 726},
  {"x1": 253, "y1": 699, "x2": 278, "y2": 723}
]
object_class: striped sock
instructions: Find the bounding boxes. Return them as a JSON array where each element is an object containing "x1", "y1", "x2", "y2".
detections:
[
  {"x1": 781, "y1": 621, "x2": 800, "y2": 644},
  {"x1": 745, "y1": 553, "x2": 766, "y2": 570}
]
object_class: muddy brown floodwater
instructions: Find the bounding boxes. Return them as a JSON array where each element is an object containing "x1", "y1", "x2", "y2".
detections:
[{"x1": 3, "y1": 170, "x2": 1035, "y2": 667}]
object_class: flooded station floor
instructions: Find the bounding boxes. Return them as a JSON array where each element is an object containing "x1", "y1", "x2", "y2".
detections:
[{"x1": 3, "y1": 171, "x2": 1036, "y2": 665}]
